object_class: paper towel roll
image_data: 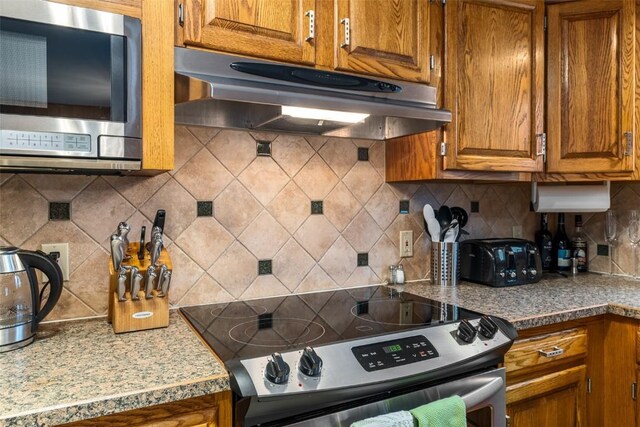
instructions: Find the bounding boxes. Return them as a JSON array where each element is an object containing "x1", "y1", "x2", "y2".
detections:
[{"x1": 532, "y1": 182, "x2": 610, "y2": 212}]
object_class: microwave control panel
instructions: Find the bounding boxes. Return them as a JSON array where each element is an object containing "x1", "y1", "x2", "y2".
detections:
[
  {"x1": 0, "y1": 130, "x2": 91, "y2": 153},
  {"x1": 352, "y1": 335, "x2": 439, "y2": 372}
]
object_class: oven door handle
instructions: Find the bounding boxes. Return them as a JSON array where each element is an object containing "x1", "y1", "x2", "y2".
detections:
[{"x1": 460, "y1": 376, "x2": 504, "y2": 411}]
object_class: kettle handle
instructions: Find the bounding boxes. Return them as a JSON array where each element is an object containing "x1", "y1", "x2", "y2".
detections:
[{"x1": 18, "y1": 250, "x2": 64, "y2": 329}]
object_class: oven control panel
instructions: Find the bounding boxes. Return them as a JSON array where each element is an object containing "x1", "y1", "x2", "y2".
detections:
[
  {"x1": 1, "y1": 130, "x2": 91, "y2": 153},
  {"x1": 352, "y1": 335, "x2": 439, "y2": 372}
]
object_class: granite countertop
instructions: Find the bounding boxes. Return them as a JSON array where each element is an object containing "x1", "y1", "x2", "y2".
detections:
[
  {"x1": 398, "y1": 272, "x2": 640, "y2": 330},
  {"x1": 0, "y1": 311, "x2": 229, "y2": 427}
]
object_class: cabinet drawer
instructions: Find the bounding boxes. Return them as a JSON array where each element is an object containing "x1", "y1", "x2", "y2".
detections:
[
  {"x1": 637, "y1": 326, "x2": 640, "y2": 364},
  {"x1": 505, "y1": 327, "x2": 587, "y2": 375}
]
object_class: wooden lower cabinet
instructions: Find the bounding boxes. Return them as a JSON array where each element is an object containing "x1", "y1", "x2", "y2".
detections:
[
  {"x1": 507, "y1": 365, "x2": 587, "y2": 427},
  {"x1": 58, "y1": 391, "x2": 232, "y2": 427}
]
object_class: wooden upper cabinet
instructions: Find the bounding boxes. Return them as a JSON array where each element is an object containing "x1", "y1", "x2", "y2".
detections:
[
  {"x1": 443, "y1": 0, "x2": 544, "y2": 173},
  {"x1": 182, "y1": 0, "x2": 317, "y2": 65},
  {"x1": 334, "y1": 0, "x2": 431, "y2": 82},
  {"x1": 546, "y1": 0, "x2": 636, "y2": 174}
]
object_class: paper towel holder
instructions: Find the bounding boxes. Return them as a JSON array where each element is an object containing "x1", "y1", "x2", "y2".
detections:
[{"x1": 531, "y1": 181, "x2": 611, "y2": 213}]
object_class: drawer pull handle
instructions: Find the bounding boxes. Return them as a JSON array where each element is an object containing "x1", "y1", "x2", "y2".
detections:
[{"x1": 538, "y1": 346, "x2": 564, "y2": 358}]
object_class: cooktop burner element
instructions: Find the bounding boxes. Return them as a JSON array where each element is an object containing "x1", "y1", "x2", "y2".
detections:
[{"x1": 180, "y1": 286, "x2": 478, "y2": 362}]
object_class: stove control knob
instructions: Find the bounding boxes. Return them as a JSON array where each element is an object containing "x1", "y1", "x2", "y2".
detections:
[
  {"x1": 478, "y1": 315, "x2": 499, "y2": 339},
  {"x1": 456, "y1": 319, "x2": 477, "y2": 343},
  {"x1": 265, "y1": 352, "x2": 290, "y2": 384},
  {"x1": 299, "y1": 346, "x2": 323, "y2": 377}
]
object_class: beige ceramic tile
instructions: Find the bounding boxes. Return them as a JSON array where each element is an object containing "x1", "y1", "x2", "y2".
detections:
[
  {"x1": 388, "y1": 182, "x2": 421, "y2": 200},
  {"x1": 241, "y1": 275, "x2": 289, "y2": 300},
  {"x1": 174, "y1": 148, "x2": 233, "y2": 201},
  {"x1": 611, "y1": 186, "x2": 640, "y2": 211},
  {"x1": 71, "y1": 178, "x2": 135, "y2": 244},
  {"x1": 342, "y1": 162, "x2": 383, "y2": 204},
  {"x1": 214, "y1": 180, "x2": 262, "y2": 236},
  {"x1": 0, "y1": 176, "x2": 48, "y2": 246},
  {"x1": 324, "y1": 182, "x2": 362, "y2": 232},
  {"x1": 344, "y1": 266, "x2": 380, "y2": 288},
  {"x1": 426, "y1": 183, "x2": 457, "y2": 206},
  {"x1": 177, "y1": 274, "x2": 234, "y2": 307},
  {"x1": 21, "y1": 221, "x2": 99, "y2": 275},
  {"x1": 271, "y1": 134, "x2": 315, "y2": 177},
  {"x1": 385, "y1": 214, "x2": 422, "y2": 247},
  {"x1": 304, "y1": 136, "x2": 328, "y2": 151},
  {"x1": 46, "y1": 288, "x2": 96, "y2": 321},
  {"x1": 208, "y1": 241, "x2": 258, "y2": 298},
  {"x1": 293, "y1": 215, "x2": 339, "y2": 261},
  {"x1": 238, "y1": 157, "x2": 290, "y2": 206},
  {"x1": 478, "y1": 187, "x2": 509, "y2": 229},
  {"x1": 351, "y1": 139, "x2": 375, "y2": 148},
  {"x1": 459, "y1": 183, "x2": 491, "y2": 202},
  {"x1": 103, "y1": 173, "x2": 170, "y2": 208},
  {"x1": 23, "y1": 174, "x2": 94, "y2": 201},
  {"x1": 401, "y1": 233, "x2": 431, "y2": 280},
  {"x1": 250, "y1": 131, "x2": 280, "y2": 142},
  {"x1": 172, "y1": 126, "x2": 204, "y2": 175},
  {"x1": 343, "y1": 210, "x2": 383, "y2": 252},
  {"x1": 0, "y1": 173, "x2": 13, "y2": 185},
  {"x1": 293, "y1": 154, "x2": 340, "y2": 200},
  {"x1": 187, "y1": 126, "x2": 220, "y2": 144},
  {"x1": 165, "y1": 243, "x2": 205, "y2": 305},
  {"x1": 207, "y1": 129, "x2": 257, "y2": 176},
  {"x1": 295, "y1": 265, "x2": 338, "y2": 293},
  {"x1": 319, "y1": 237, "x2": 357, "y2": 286},
  {"x1": 443, "y1": 186, "x2": 470, "y2": 212},
  {"x1": 318, "y1": 138, "x2": 358, "y2": 178},
  {"x1": 266, "y1": 181, "x2": 310, "y2": 234},
  {"x1": 238, "y1": 211, "x2": 290, "y2": 259},
  {"x1": 175, "y1": 217, "x2": 234, "y2": 269},
  {"x1": 369, "y1": 234, "x2": 399, "y2": 279},
  {"x1": 140, "y1": 179, "x2": 197, "y2": 240},
  {"x1": 273, "y1": 239, "x2": 315, "y2": 291},
  {"x1": 365, "y1": 185, "x2": 399, "y2": 230},
  {"x1": 369, "y1": 141, "x2": 385, "y2": 177},
  {"x1": 464, "y1": 214, "x2": 492, "y2": 240},
  {"x1": 409, "y1": 185, "x2": 438, "y2": 227},
  {"x1": 65, "y1": 248, "x2": 111, "y2": 314}
]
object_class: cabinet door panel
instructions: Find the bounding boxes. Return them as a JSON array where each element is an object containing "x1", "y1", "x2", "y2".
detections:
[
  {"x1": 444, "y1": 0, "x2": 544, "y2": 172},
  {"x1": 183, "y1": 0, "x2": 316, "y2": 65},
  {"x1": 546, "y1": 0, "x2": 635, "y2": 173},
  {"x1": 335, "y1": 0, "x2": 430, "y2": 82}
]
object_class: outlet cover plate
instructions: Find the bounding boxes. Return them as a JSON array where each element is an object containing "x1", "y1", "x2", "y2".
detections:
[
  {"x1": 399, "y1": 230, "x2": 413, "y2": 257},
  {"x1": 41, "y1": 243, "x2": 70, "y2": 281}
]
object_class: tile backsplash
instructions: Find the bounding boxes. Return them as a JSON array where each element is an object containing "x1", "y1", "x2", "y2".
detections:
[{"x1": 0, "y1": 127, "x2": 638, "y2": 321}]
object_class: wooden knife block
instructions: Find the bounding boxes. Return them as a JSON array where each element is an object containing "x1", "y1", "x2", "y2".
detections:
[{"x1": 108, "y1": 242, "x2": 172, "y2": 334}]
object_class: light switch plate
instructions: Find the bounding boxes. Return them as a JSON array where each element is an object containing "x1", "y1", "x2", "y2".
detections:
[
  {"x1": 399, "y1": 231, "x2": 413, "y2": 257},
  {"x1": 41, "y1": 243, "x2": 70, "y2": 281}
]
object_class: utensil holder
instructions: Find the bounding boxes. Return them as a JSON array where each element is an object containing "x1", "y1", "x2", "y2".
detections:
[
  {"x1": 431, "y1": 242, "x2": 459, "y2": 286},
  {"x1": 108, "y1": 242, "x2": 171, "y2": 334}
]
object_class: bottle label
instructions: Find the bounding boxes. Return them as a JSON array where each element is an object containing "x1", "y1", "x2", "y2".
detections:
[
  {"x1": 573, "y1": 243, "x2": 588, "y2": 271},
  {"x1": 557, "y1": 249, "x2": 571, "y2": 267}
]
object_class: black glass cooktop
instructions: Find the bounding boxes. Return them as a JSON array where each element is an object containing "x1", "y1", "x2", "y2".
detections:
[{"x1": 180, "y1": 286, "x2": 480, "y2": 363}]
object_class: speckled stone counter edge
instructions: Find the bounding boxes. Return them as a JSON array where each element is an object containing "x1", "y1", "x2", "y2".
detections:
[{"x1": 1, "y1": 374, "x2": 230, "y2": 427}]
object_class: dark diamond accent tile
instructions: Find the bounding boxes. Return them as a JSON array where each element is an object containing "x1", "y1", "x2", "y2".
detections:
[
  {"x1": 356, "y1": 300, "x2": 369, "y2": 315},
  {"x1": 311, "y1": 200, "x2": 323, "y2": 215},
  {"x1": 49, "y1": 202, "x2": 70, "y2": 220},
  {"x1": 357, "y1": 147, "x2": 369, "y2": 161},
  {"x1": 197, "y1": 201, "x2": 213, "y2": 217},
  {"x1": 258, "y1": 313, "x2": 273, "y2": 329},
  {"x1": 399, "y1": 200, "x2": 410, "y2": 214},
  {"x1": 357, "y1": 252, "x2": 368, "y2": 267},
  {"x1": 256, "y1": 141, "x2": 271, "y2": 157},
  {"x1": 597, "y1": 244, "x2": 609, "y2": 256},
  {"x1": 258, "y1": 259, "x2": 272, "y2": 275},
  {"x1": 470, "y1": 201, "x2": 480, "y2": 213}
]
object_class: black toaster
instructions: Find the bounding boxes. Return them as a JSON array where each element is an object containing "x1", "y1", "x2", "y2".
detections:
[{"x1": 460, "y1": 238, "x2": 543, "y2": 287}]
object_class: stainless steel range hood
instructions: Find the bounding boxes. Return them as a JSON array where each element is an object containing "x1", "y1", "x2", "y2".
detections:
[{"x1": 174, "y1": 48, "x2": 450, "y2": 140}]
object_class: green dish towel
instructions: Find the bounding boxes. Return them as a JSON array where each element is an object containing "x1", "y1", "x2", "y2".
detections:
[
  {"x1": 410, "y1": 395, "x2": 466, "y2": 427},
  {"x1": 350, "y1": 410, "x2": 415, "y2": 427}
]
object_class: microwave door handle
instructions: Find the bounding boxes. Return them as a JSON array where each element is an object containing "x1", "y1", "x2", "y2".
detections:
[{"x1": 460, "y1": 376, "x2": 504, "y2": 411}]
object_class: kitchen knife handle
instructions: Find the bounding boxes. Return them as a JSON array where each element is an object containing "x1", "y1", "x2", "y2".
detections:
[
  {"x1": 117, "y1": 274, "x2": 127, "y2": 301},
  {"x1": 131, "y1": 273, "x2": 143, "y2": 300},
  {"x1": 152, "y1": 210, "x2": 166, "y2": 233},
  {"x1": 138, "y1": 226, "x2": 146, "y2": 261}
]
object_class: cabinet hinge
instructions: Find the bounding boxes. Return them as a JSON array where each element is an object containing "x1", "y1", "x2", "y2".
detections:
[
  {"x1": 440, "y1": 142, "x2": 447, "y2": 156},
  {"x1": 624, "y1": 131, "x2": 633, "y2": 156},
  {"x1": 441, "y1": 0, "x2": 446, "y2": 5},
  {"x1": 587, "y1": 377, "x2": 592, "y2": 394},
  {"x1": 429, "y1": 55, "x2": 435, "y2": 70},
  {"x1": 506, "y1": 415, "x2": 511, "y2": 427},
  {"x1": 544, "y1": 15, "x2": 547, "y2": 31},
  {"x1": 536, "y1": 133, "x2": 547, "y2": 163},
  {"x1": 178, "y1": 3, "x2": 184, "y2": 26},
  {"x1": 633, "y1": 382, "x2": 637, "y2": 401}
]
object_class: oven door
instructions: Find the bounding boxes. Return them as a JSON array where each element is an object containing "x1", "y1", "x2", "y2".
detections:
[{"x1": 286, "y1": 368, "x2": 507, "y2": 427}]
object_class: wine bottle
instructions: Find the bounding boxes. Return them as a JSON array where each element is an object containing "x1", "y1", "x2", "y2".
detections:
[
  {"x1": 553, "y1": 213, "x2": 571, "y2": 271},
  {"x1": 535, "y1": 213, "x2": 553, "y2": 271},
  {"x1": 571, "y1": 215, "x2": 589, "y2": 272}
]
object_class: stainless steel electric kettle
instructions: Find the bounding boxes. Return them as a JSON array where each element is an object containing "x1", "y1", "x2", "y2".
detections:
[{"x1": 0, "y1": 247, "x2": 63, "y2": 352}]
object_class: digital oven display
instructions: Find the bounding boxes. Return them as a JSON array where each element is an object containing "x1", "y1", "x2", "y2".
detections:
[{"x1": 382, "y1": 344, "x2": 402, "y2": 353}]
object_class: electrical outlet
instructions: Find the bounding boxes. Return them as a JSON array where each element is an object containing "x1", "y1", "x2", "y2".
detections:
[
  {"x1": 512, "y1": 225, "x2": 523, "y2": 238},
  {"x1": 41, "y1": 243, "x2": 70, "y2": 281},
  {"x1": 399, "y1": 231, "x2": 413, "y2": 257}
]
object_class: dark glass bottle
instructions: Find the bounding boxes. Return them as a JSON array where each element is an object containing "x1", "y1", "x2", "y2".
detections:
[
  {"x1": 571, "y1": 215, "x2": 589, "y2": 272},
  {"x1": 553, "y1": 213, "x2": 571, "y2": 271},
  {"x1": 535, "y1": 213, "x2": 553, "y2": 271}
]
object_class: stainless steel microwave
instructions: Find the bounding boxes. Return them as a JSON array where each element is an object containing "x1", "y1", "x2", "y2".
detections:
[{"x1": 0, "y1": 0, "x2": 142, "y2": 173}]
